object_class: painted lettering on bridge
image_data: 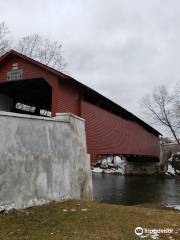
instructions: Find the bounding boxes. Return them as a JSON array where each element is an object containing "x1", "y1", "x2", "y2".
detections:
[{"x1": 7, "y1": 69, "x2": 23, "y2": 81}]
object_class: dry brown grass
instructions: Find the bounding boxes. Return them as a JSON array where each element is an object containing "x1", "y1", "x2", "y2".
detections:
[{"x1": 0, "y1": 201, "x2": 179, "y2": 240}]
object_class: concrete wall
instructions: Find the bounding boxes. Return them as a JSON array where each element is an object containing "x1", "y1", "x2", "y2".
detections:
[
  {"x1": 0, "y1": 112, "x2": 92, "y2": 211},
  {"x1": 0, "y1": 93, "x2": 13, "y2": 112}
]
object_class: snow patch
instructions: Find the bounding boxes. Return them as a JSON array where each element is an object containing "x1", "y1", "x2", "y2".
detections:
[
  {"x1": 167, "y1": 205, "x2": 180, "y2": 211},
  {"x1": 166, "y1": 163, "x2": 176, "y2": 176},
  {"x1": 92, "y1": 156, "x2": 126, "y2": 175},
  {"x1": 23, "y1": 198, "x2": 50, "y2": 208},
  {"x1": 92, "y1": 167, "x2": 103, "y2": 173},
  {"x1": 0, "y1": 198, "x2": 50, "y2": 213},
  {"x1": 0, "y1": 202, "x2": 16, "y2": 213}
]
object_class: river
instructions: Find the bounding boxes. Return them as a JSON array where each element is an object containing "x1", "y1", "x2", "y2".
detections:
[{"x1": 93, "y1": 173, "x2": 180, "y2": 209}]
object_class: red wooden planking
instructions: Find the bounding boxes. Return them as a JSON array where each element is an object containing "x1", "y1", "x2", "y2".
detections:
[{"x1": 81, "y1": 100, "x2": 160, "y2": 160}]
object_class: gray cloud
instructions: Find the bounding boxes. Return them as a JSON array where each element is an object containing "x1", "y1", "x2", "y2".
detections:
[{"x1": 1, "y1": 0, "x2": 180, "y2": 135}]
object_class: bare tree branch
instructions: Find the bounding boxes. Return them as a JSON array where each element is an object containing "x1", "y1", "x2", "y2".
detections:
[
  {"x1": 0, "y1": 22, "x2": 67, "y2": 71},
  {"x1": 0, "y1": 21, "x2": 11, "y2": 55},
  {"x1": 16, "y1": 34, "x2": 66, "y2": 71},
  {"x1": 142, "y1": 85, "x2": 180, "y2": 144}
]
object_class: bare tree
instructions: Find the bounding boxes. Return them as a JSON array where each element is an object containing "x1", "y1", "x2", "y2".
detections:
[
  {"x1": 0, "y1": 21, "x2": 11, "y2": 55},
  {"x1": 142, "y1": 85, "x2": 180, "y2": 144},
  {"x1": 16, "y1": 33, "x2": 66, "y2": 71},
  {"x1": 173, "y1": 82, "x2": 180, "y2": 128},
  {"x1": 0, "y1": 22, "x2": 66, "y2": 71}
]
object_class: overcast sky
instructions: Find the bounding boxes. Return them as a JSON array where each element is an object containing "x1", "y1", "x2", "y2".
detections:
[{"x1": 1, "y1": 0, "x2": 179, "y2": 135}]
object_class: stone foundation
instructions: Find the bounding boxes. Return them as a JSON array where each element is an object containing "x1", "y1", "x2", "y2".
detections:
[{"x1": 125, "y1": 162, "x2": 160, "y2": 175}]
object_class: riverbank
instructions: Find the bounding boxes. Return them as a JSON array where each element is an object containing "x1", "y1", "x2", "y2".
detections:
[{"x1": 0, "y1": 200, "x2": 179, "y2": 240}]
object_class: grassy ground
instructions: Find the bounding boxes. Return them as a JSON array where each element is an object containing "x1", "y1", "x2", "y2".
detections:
[{"x1": 0, "y1": 201, "x2": 179, "y2": 240}]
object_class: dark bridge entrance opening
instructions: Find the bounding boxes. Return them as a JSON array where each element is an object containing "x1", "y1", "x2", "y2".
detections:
[{"x1": 0, "y1": 78, "x2": 52, "y2": 117}]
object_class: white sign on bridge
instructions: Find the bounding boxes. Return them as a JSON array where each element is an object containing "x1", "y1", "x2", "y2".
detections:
[{"x1": 7, "y1": 69, "x2": 23, "y2": 81}]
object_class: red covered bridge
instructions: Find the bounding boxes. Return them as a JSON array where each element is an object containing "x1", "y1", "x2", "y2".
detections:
[{"x1": 0, "y1": 50, "x2": 160, "y2": 162}]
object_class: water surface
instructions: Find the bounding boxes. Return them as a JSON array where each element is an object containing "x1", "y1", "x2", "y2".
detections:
[{"x1": 93, "y1": 173, "x2": 180, "y2": 208}]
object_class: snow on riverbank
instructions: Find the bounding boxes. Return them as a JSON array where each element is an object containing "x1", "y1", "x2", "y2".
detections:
[
  {"x1": 165, "y1": 162, "x2": 180, "y2": 176},
  {"x1": 92, "y1": 167, "x2": 103, "y2": 173},
  {"x1": 92, "y1": 156, "x2": 126, "y2": 175},
  {"x1": 173, "y1": 205, "x2": 180, "y2": 211},
  {"x1": 165, "y1": 153, "x2": 180, "y2": 176},
  {"x1": 166, "y1": 205, "x2": 180, "y2": 211},
  {"x1": 165, "y1": 163, "x2": 176, "y2": 176}
]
